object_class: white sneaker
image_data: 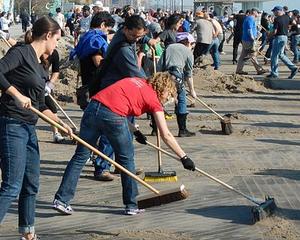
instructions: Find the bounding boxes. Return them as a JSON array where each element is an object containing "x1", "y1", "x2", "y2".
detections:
[
  {"x1": 52, "y1": 199, "x2": 73, "y2": 215},
  {"x1": 53, "y1": 132, "x2": 65, "y2": 143},
  {"x1": 124, "y1": 208, "x2": 145, "y2": 215}
]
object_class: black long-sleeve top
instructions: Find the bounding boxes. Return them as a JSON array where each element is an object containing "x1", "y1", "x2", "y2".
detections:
[{"x1": 0, "y1": 43, "x2": 48, "y2": 124}]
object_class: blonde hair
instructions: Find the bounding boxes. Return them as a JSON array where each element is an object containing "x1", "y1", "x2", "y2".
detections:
[{"x1": 147, "y1": 72, "x2": 176, "y2": 100}]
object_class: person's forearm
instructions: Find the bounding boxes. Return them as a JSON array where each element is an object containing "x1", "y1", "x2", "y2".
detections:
[
  {"x1": 49, "y1": 72, "x2": 59, "y2": 83},
  {"x1": 154, "y1": 112, "x2": 186, "y2": 158}
]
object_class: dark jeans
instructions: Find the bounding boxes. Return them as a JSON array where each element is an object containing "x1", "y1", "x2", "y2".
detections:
[
  {"x1": 0, "y1": 116, "x2": 39, "y2": 234},
  {"x1": 55, "y1": 100, "x2": 138, "y2": 209},
  {"x1": 233, "y1": 37, "x2": 242, "y2": 61},
  {"x1": 193, "y1": 42, "x2": 210, "y2": 61},
  {"x1": 291, "y1": 35, "x2": 300, "y2": 62}
]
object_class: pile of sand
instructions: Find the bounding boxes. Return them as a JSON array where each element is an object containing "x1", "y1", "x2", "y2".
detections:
[
  {"x1": 261, "y1": 216, "x2": 300, "y2": 240},
  {"x1": 89, "y1": 229, "x2": 192, "y2": 240},
  {"x1": 193, "y1": 67, "x2": 268, "y2": 94}
]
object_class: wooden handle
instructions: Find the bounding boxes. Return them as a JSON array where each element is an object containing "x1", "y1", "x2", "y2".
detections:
[
  {"x1": 156, "y1": 128, "x2": 162, "y2": 172},
  {"x1": 195, "y1": 95, "x2": 224, "y2": 120},
  {"x1": 185, "y1": 89, "x2": 224, "y2": 120},
  {"x1": 48, "y1": 94, "x2": 78, "y2": 130},
  {"x1": 150, "y1": 47, "x2": 157, "y2": 74},
  {"x1": 30, "y1": 106, "x2": 160, "y2": 195},
  {"x1": 145, "y1": 140, "x2": 260, "y2": 205},
  {"x1": 0, "y1": 35, "x2": 12, "y2": 48}
]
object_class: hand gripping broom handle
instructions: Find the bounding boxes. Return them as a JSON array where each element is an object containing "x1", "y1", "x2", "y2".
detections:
[
  {"x1": 186, "y1": 90, "x2": 225, "y2": 121},
  {"x1": 48, "y1": 94, "x2": 78, "y2": 131},
  {"x1": 30, "y1": 106, "x2": 160, "y2": 195},
  {"x1": 145, "y1": 140, "x2": 260, "y2": 205}
]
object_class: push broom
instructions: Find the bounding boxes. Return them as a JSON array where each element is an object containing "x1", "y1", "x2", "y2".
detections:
[
  {"x1": 30, "y1": 106, "x2": 188, "y2": 209},
  {"x1": 143, "y1": 48, "x2": 177, "y2": 182},
  {"x1": 186, "y1": 92, "x2": 233, "y2": 135},
  {"x1": 144, "y1": 139, "x2": 276, "y2": 223}
]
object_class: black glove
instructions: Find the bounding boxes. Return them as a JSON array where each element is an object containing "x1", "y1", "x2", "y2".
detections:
[
  {"x1": 180, "y1": 156, "x2": 195, "y2": 171},
  {"x1": 133, "y1": 130, "x2": 147, "y2": 145}
]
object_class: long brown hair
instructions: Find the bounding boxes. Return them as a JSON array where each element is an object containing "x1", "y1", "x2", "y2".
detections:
[{"x1": 25, "y1": 15, "x2": 61, "y2": 44}]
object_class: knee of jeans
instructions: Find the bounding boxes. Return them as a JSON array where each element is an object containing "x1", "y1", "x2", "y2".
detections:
[{"x1": 0, "y1": 181, "x2": 22, "y2": 198}]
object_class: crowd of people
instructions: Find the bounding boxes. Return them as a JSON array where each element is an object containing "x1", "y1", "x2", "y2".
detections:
[{"x1": 0, "y1": 3, "x2": 299, "y2": 240}]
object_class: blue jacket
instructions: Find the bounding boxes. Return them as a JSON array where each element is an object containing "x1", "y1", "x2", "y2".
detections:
[{"x1": 70, "y1": 29, "x2": 108, "y2": 60}]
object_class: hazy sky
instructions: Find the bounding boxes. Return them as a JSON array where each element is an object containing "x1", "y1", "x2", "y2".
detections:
[{"x1": 263, "y1": 0, "x2": 299, "y2": 11}]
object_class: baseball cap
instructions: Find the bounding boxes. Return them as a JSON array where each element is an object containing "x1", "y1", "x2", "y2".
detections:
[
  {"x1": 176, "y1": 32, "x2": 195, "y2": 43},
  {"x1": 82, "y1": 5, "x2": 90, "y2": 11},
  {"x1": 271, "y1": 6, "x2": 283, "y2": 12}
]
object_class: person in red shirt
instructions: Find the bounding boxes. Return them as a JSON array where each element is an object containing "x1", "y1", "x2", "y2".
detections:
[{"x1": 53, "y1": 72, "x2": 196, "y2": 215}]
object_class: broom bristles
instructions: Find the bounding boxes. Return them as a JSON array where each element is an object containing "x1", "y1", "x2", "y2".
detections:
[
  {"x1": 143, "y1": 171, "x2": 177, "y2": 182},
  {"x1": 137, "y1": 184, "x2": 188, "y2": 209},
  {"x1": 144, "y1": 176, "x2": 178, "y2": 182}
]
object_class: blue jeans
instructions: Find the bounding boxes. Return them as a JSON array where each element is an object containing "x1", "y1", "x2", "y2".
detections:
[
  {"x1": 0, "y1": 117, "x2": 39, "y2": 234},
  {"x1": 208, "y1": 38, "x2": 220, "y2": 70},
  {"x1": 175, "y1": 88, "x2": 187, "y2": 115},
  {"x1": 55, "y1": 100, "x2": 138, "y2": 209},
  {"x1": 94, "y1": 135, "x2": 114, "y2": 174},
  {"x1": 291, "y1": 35, "x2": 300, "y2": 62},
  {"x1": 94, "y1": 116, "x2": 134, "y2": 174},
  {"x1": 271, "y1": 35, "x2": 297, "y2": 77}
]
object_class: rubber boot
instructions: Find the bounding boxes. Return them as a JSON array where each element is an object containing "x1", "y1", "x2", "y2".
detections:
[{"x1": 176, "y1": 114, "x2": 196, "y2": 137}]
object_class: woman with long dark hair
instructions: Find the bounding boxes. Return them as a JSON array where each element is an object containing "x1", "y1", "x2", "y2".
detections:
[{"x1": 0, "y1": 16, "x2": 72, "y2": 240}]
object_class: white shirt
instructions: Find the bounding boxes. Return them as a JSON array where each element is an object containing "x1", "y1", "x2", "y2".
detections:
[
  {"x1": 54, "y1": 12, "x2": 65, "y2": 29},
  {"x1": 0, "y1": 17, "x2": 10, "y2": 31}
]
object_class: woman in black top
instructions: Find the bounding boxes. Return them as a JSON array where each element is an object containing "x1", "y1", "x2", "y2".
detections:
[{"x1": 0, "y1": 16, "x2": 72, "y2": 240}]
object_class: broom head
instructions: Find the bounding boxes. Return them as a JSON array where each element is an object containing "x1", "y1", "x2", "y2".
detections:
[
  {"x1": 144, "y1": 171, "x2": 177, "y2": 182},
  {"x1": 251, "y1": 196, "x2": 277, "y2": 223},
  {"x1": 137, "y1": 184, "x2": 188, "y2": 209},
  {"x1": 221, "y1": 115, "x2": 233, "y2": 135}
]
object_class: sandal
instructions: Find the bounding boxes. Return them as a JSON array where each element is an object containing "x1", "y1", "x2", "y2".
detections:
[{"x1": 20, "y1": 234, "x2": 40, "y2": 240}]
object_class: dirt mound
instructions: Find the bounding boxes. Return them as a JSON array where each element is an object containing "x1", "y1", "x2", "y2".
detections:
[
  {"x1": 89, "y1": 229, "x2": 192, "y2": 240},
  {"x1": 193, "y1": 67, "x2": 268, "y2": 94},
  {"x1": 261, "y1": 216, "x2": 300, "y2": 240}
]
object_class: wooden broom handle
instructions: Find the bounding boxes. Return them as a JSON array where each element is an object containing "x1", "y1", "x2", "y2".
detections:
[
  {"x1": 30, "y1": 106, "x2": 160, "y2": 195},
  {"x1": 48, "y1": 94, "x2": 78, "y2": 131},
  {"x1": 0, "y1": 35, "x2": 12, "y2": 48},
  {"x1": 186, "y1": 89, "x2": 224, "y2": 120},
  {"x1": 145, "y1": 140, "x2": 260, "y2": 204}
]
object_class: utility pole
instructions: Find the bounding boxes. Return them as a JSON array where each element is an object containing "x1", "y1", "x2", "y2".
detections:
[
  {"x1": 29, "y1": 0, "x2": 31, "y2": 15},
  {"x1": 181, "y1": 0, "x2": 183, "y2": 12}
]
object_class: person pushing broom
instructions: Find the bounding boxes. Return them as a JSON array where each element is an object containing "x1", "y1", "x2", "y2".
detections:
[{"x1": 52, "y1": 72, "x2": 196, "y2": 216}]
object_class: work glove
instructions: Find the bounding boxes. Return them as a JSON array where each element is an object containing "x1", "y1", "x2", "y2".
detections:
[
  {"x1": 133, "y1": 130, "x2": 147, "y2": 145},
  {"x1": 180, "y1": 156, "x2": 195, "y2": 171},
  {"x1": 45, "y1": 81, "x2": 54, "y2": 95}
]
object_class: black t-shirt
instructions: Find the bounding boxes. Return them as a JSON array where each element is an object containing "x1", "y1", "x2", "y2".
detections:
[
  {"x1": 234, "y1": 14, "x2": 246, "y2": 34},
  {"x1": 0, "y1": 44, "x2": 48, "y2": 124},
  {"x1": 159, "y1": 29, "x2": 177, "y2": 47},
  {"x1": 274, "y1": 15, "x2": 290, "y2": 36},
  {"x1": 47, "y1": 49, "x2": 60, "y2": 73},
  {"x1": 290, "y1": 19, "x2": 300, "y2": 35}
]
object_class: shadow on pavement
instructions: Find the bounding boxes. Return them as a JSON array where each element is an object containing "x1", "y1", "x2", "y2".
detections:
[
  {"x1": 251, "y1": 122, "x2": 300, "y2": 128},
  {"x1": 256, "y1": 139, "x2": 300, "y2": 146},
  {"x1": 186, "y1": 205, "x2": 253, "y2": 225},
  {"x1": 254, "y1": 169, "x2": 300, "y2": 181}
]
